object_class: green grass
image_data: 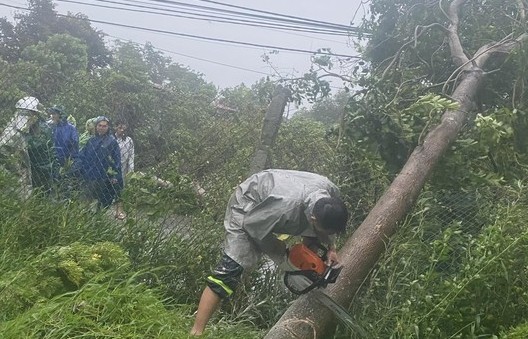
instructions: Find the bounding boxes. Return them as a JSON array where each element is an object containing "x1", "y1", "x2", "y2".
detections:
[{"x1": 0, "y1": 277, "x2": 263, "y2": 338}]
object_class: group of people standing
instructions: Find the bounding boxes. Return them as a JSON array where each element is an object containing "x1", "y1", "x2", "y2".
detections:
[{"x1": 0, "y1": 96, "x2": 135, "y2": 219}]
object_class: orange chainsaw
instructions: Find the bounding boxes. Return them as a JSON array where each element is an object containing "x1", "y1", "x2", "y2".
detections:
[
  {"x1": 283, "y1": 243, "x2": 342, "y2": 295},
  {"x1": 283, "y1": 243, "x2": 367, "y2": 337}
]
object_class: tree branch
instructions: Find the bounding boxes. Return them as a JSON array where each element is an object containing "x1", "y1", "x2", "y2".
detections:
[
  {"x1": 442, "y1": 32, "x2": 528, "y2": 94},
  {"x1": 446, "y1": 0, "x2": 470, "y2": 67},
  {"x1": 316, "y1": 67, "x2": 354, "y2": 83},
  {"x1": 385, "y1": 76, "x2": 429, "y2": 108},
  {"x1": 438, "y1": 0, "x2": 450, "y2": 21},
  {"x1": 447, "y1": 0, "x2": 469, "y2": 66},
  {"x1": 516, "y1": 0, "x2": 527, "y2": 21},
  {"x1": 474, "y1": 33, "x2": 528, "y2": 67},
  {"x1": 380, "y1": 23, "x2": 447, "y2": 82},
  {"x1": 414, "y1": 23, "x2": 449, "y2": 48}
]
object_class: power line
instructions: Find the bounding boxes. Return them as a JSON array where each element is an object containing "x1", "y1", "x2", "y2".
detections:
[
  {"x1": 0, "y1": 1, "x2": 358, "y2": 89},
  {"x1": 147, "y1": 0, "x2": 360, "y2": 32},
  {"x1": 0, "y1": 2, "x2": 359, "y2": 58},
  {"x1": 197, "y1": 0, "x2": 357, "y2": 31},
  {"x1": 87, "y1": 17, "x2": 359, "y2": 58},
  {"x1": 106, "y1": 34, "x2": 271, "y2": 76},
  {"x1": 59, "y1": 0, "x2": 354, "y2": 44},
  {"x1": 56, "y1": 0, "x2": 351, "y2": 36},
  {"x1": 105, "y1": 25, "x2": 354, "y2": 90}
]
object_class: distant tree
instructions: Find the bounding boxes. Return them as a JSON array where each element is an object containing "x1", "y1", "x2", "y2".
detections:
[
  {"x1": 7, "y1": 33, "x2": 88, "y2": 101},
  {"x1": 0, "y1": 0, "x2": 110, "y2": 70},
  {"x1": 21, "y1": 33, "x2": 88, "y2": 75},
  {"x1": 143, "y1": 42, "x2": 172, "y2": 85},
  {"x1": 55, "y1": 13, "x2": 111, "y2": 70},
  {"x1": 14, "y1": 0, "x2": 57, "y2": 46},
  {"x1": 296, "y1": 90, "x2": 349, "y2": 126},
  {"x1": 0, "y1": 18, "x2": 18, "y2": 62}
]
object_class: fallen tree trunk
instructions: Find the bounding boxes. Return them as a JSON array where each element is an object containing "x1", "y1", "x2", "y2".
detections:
[{"x1": 265, "y1": 1, "x2": 528, "y2": 337}]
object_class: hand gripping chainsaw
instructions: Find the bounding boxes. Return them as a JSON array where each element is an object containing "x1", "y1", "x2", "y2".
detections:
[
  {"x1": 283, "y1": 243, "x2": 342, "y2": 295},
  {"x1": 283, "y1": 243, "x2": 367, "y2": 337}
]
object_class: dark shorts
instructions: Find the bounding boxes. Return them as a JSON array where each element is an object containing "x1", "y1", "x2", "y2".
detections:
[{"x1": 206, "y1": 252, "x2": 244, "y2": 299}]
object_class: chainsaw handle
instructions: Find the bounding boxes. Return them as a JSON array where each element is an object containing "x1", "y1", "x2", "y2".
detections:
[
  {"x1": 283, "y1": 270, "x2": 323, "y2": 295},
  {"x1": 303, "y1": 241, "x2": 330, "y2": 262}
]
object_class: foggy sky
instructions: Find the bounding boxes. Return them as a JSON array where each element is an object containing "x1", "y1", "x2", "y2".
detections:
[{"x1": 1, "y1": 0, "x2": 367, "y2": 89}]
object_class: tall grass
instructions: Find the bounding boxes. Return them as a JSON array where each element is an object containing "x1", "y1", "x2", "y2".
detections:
[
  {"x1": 343, "y1": 186, "x2": 528, "y2": 338},
  {"x1": 0, "y1": 169, "x2": 270, "y2": 337},
  {"x1": 0, "y1": 274, "x2": 263, "y2": 338}
]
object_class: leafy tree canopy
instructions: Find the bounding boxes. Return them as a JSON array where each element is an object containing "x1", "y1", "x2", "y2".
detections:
[{"x1": 1, "y1": 0, "x2": 110, "y2": 69}]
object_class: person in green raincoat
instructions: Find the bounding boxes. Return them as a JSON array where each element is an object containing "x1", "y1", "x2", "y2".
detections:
[{"x1": 0, "y1": 96, "x2": 56, "y2": 196}]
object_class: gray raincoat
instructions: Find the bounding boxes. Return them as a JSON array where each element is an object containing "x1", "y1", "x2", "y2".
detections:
[{"x1": 223, "y1": 169, "x2": 341, "y2": 269}]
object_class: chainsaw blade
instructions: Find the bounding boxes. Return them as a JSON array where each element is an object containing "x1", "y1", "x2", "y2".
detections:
[{"x1": 312, "y1": 290, "x2": 367, "y2": 338}]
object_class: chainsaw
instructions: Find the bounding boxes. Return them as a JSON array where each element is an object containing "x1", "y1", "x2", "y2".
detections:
[
  {"x1": 283, "y1": 243, "x2": 367, "y2": 337},
  {"x1": 283, "y1": 243, "x2": 342, "y2": 295}
]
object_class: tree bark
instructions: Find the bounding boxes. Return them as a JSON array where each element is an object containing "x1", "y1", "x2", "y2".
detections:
[
  {"x1": 248, "y1": 85, "x2": 291, "y2": 175},
  {"x1": 265, "y1": 4, "x2": 528, "y2": 339}
]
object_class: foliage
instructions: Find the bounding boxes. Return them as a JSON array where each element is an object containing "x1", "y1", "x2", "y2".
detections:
[
  {"x1": 21, "y1": 33, "x2": 88, "y2": 76},
  {"x1": 18, "y1": 33, "x2": 88, "y2": 101},
  {"x1": 122, "y1": 171, "x2": 201, "y2": 219},
  {"x1": 0, "y1": 277, "x2": 263, "y2": 339},
  {"x1": 0, "y1": 241, "x2": 129, "y2": 321},
  {"x1": 346, "y1": 185, "x2": 528, "y2": 338},
  {"x1": 323, "y1": 0, "x2": 528, "y2": 175},
  {"x1": 343, "y1": 92, "x2": 461, "y2": 173},
  {"x1": 116, "y1": 213, "x2": 223, "y2": 304},
  {"x1": 222, "y1": 265, "x2": 293, "y2": 331},
  {"x1": 4, "y1": 0, "x2": 110, "y2": 69},
  {"x1": 272, "y1": 116, "x2": 336, "y2": 172},
  {"x1": 503, "y1": 322, "x2": 528, "y2": 338},
  {"x1": 295, "y1": 90, "x2": 350, "y2": 126},
  {"x1": 432, "y1": 106, "x2": 528, "y2": 189},
  {"x1": 0, "y1": 182, "x2": 121, "y2": 259},
  {"x1": 3, "y1": 1, "x2": 528, "y2": 338}
]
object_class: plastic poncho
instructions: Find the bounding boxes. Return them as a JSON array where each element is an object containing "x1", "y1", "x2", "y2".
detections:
[
  {"x1": 79, "y1": 118, "x2": 97, "y2": 149},
  {"x1": 80, "y1": 133, "x2": 122, "y2": 185},
  {"x1": 0, "y1": 110, "x2": 55, "y2": 195},
  {"x1": 26, "y1": 119, "x2": 56, "y2": 191},
  {"x1": 51, "y1": 117, "x2": 79, "y2": 166},
  {"x1": 223, "y1": 169, "x2": 341, "y2": 268}
]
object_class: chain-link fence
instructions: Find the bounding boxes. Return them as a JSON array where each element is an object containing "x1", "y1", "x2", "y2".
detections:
[
  {"x1": 0, "y1": 61, "x2": 385, "y2": 328},
  {"x1": 2, "y1": 64, "x2": 526, "y2": 337}
]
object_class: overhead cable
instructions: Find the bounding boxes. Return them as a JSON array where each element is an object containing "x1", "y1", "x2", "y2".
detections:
[
  {"x1": 0, "y1": 3, "x2": 360, "y2": 59},
  {"x1": 198, "y1": 0, "x2": 357, "y2": 31},
  {"x1": 56, "y1": 0, "x2": 353, "y2": 36},
  {"x1": 87, "y1": 17, "x2": 360, "y2": 58},
  {"x1": 147, "y1": 0, "x2": 358, "y2": 32}
]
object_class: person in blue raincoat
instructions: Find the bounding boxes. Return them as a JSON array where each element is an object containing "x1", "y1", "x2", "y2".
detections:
[
  {"x1": 48, "y1": 105, "x2": 79, "y2": 169},
  {"x1": 79, "y1": 116, "x2": 122, "y2": 209}
]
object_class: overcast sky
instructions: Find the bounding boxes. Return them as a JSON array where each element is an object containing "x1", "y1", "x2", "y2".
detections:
[{"x1": 1, "y1": 0, "x2": 368, "y2": 90}]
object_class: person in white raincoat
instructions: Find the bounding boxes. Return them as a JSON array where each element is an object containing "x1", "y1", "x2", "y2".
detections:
[
  {"x1": 191, "y1": 169, "x2": 349, "y2": 336},
  {"x1": 0, "y1": 96, "x2": 42, "y2": 197},
  {"x1": 113, "y1": 121, "x2": 134, "y2": 220}
]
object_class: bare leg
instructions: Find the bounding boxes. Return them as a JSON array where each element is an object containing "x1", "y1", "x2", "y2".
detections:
[
  {"x1": 115, "y1": 201, "x2": 126, "y2": 219},
  {"x1": 190, "y1": 286, "x2": 221, "y2": 336}
]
